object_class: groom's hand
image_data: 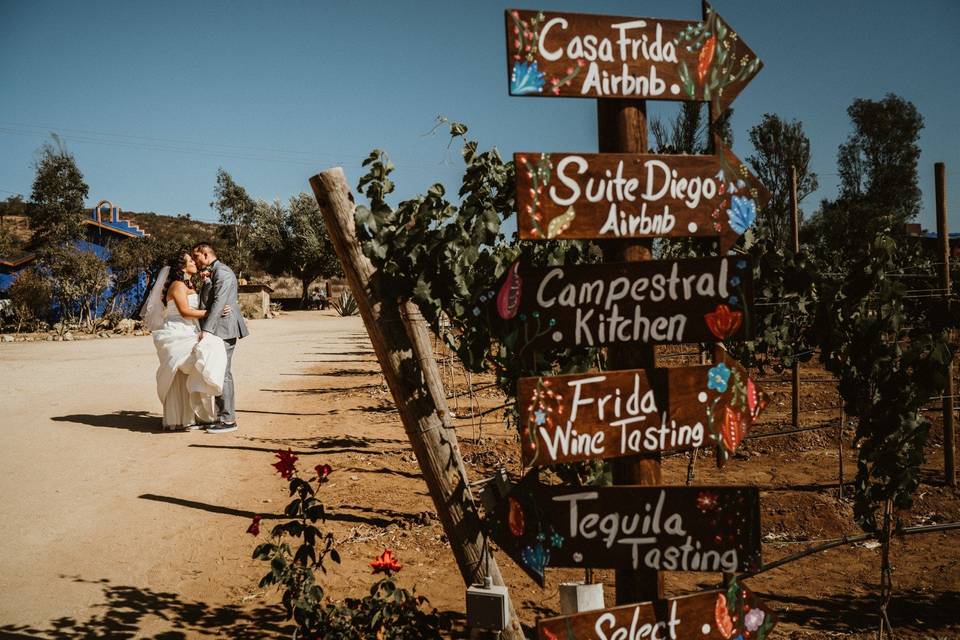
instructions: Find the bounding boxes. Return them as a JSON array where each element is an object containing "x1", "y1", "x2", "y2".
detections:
[{"x1": 221, "y1": 305, "x2": 232, "y2": 317}]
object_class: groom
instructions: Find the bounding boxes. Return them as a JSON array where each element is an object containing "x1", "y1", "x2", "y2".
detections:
[{"x1": 192, "y1": 242, "x2": 249, "y2": 433}]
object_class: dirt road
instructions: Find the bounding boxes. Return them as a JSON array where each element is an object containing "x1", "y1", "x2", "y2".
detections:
[
  {"x1": 0, "y1": 312, "x2": 392, "y2": 637},
  {"x1": 1, "y1": 311, "x2": 958, "y2": 639}
]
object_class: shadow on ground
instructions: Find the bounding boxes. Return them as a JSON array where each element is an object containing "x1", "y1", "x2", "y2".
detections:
[
  {"x1": 0, "y1": 576, "x2": 289, "y2": 639},
  {"x1": 763, "y1": 588, "x2": 960, "y2": 635},
  {"x1": 51, "y1": 411, "x2": 164, "y2": 433}
]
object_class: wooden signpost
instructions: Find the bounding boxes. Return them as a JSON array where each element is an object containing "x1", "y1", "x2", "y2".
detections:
[
  {"x1": 537, "y1": 582, "x2": 777, "y2": 640},
  {"x1": 487, "y1": 473, "x2": 761, "y2": 586},
  {"x1": 517, "y1": 348, "x2": 769, "y2": 466},
  {"x1": 498, "y1": 2, "x2": 773, "y2": 634},
  {"x1": 505, "y1": 5, "x2": 761, "y2": 113},
  {"x1": 515, "y1": 148, "x2": 770, "y2": 252},
  {"x1": 504, "y1": 256, "x2": 753, "y2": 348}
]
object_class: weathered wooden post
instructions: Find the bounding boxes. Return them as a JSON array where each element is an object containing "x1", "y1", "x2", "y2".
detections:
[
  {"x1": 597, "y1": 98, "x2": 663, "y2": 604},
  {"x1": 936, "y1": 161, "x2": 956, "y2": 487},
  {"x1": 308, "y1": 168, "x2": 526, "y2": 640},
  {"x1": 789, "y1": 165, "x2": 801, "y2": 429}
]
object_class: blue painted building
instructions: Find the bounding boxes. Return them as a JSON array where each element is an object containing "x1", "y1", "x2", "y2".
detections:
[{"x1": 0, "y1": 200, "x2": 149, "y2": 318}]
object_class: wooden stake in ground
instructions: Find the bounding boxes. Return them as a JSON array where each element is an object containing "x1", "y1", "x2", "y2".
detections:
[
  {"x1": 936, "y1": 162, "x2": 956, "y2": 487},
  {"x1": 790, "y1": 165, "x2": 801, "y2": 429},
  {"x1": 596, "y1": 97, "x2": 664, "y2": 605},
  {"x1": 309, "y1": 168, "x2": 525, "y2": 640}
]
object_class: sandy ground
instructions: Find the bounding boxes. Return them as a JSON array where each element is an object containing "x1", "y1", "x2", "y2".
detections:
[{"x1": 1, "y1": 311, "x2": 958, "y2": 639}]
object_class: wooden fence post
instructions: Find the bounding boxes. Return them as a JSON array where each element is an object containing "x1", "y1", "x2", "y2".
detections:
[
  {"x1": 936, "y1": 162, "x2": 956, "y2": 487},
  {"x1": 309, "y1": 168, "x2": 526, "y2": 639},
  {"x1": 789, "y1": 165, "x2": 801, "y2": 429},
  {"x1": 596, "y1": 98, "x2": 664, "y2": 605}
]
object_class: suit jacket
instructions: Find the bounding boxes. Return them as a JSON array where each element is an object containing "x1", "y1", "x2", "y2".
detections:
[{"x1": 199, "y1": 260, "x2": 250, "y2": 340}]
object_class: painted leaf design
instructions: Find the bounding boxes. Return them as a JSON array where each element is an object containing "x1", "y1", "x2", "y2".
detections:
[
  {"x1": 546, "y1": 206, "x2": 575, "y2": 239},
  {"x1": 704, "y1": 304, "x2": 743, "y2": 340},
  {"x1": 507, "y1": 496, "x2": 525, "y2": 537},
  {"x1": 496, "y1": 260, "x2": 523, "y2": 320},
  {"x1": 722, "y1": 406, "x2": 745, "y2": 453},
  {"x1": 697, "y1": 35, "x2": 716, "y2": 84},
  {"x1": 715, "y1": 593, "x2": 735, "y2": 639},
  {"x1": 747, "y1": 378, "x2": 768, "y2": 419}
]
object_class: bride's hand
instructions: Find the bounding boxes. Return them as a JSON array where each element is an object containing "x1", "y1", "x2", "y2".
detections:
[{"x1": 221, "y1": 305, "x2": 232, "y2": 317}]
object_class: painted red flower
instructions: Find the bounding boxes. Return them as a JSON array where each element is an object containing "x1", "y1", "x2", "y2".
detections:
[
  {"x1": 696, "y1": 491, "x2": 718, "y2": 512},
  {"x1": 715, "y1": 593, "x2": 735, "y2": 639},
  {"x1": 272, "y1": 449, "x2": 298, "y2": 479},
  {"x1": 705, "y1": 304, "x2": 743, "y2": 340},
  {"x1": 315, "y1": 464, "x2": 333, "y2": 480},
  {"x1": 370, "y1": 549, "x2": 402, "y2": 575},
  {"x1": 246, "y1": 515, "x2": 262, "y2": 536},
  {"x1": 497, "y1": 260, "x2": 522, "y2": 320},
  {"x1": 508, "y1": 496, "x2": 525, "y2": 537}
]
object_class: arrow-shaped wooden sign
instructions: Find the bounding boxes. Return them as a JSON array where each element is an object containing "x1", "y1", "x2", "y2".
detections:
[
  {"x1": 486, "y1": 473, "x2": 762, "y2": 586},
  {"x1": 496, "y1": 256, "x2": 753, "y2": 349},
  {"x1": 517, "y1": 348, "x2": 768, "y2": 467},
  {"x1": 505, "y1": 4, "x2": 762, "y2": 115},
  {"x1": 515, "y1": 147, "x2": 770, "y2": 253},
  {"x1": 537, "y1": 579, "x2": 777, "y2": 640}
]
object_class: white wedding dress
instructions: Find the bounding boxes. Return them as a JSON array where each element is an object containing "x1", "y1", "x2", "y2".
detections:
[{"x1": 152, "y1": 293, "x2": 227, "y2": 429}]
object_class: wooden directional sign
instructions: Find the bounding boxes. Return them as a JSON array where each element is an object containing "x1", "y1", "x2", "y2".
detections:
[
  {"x1": 515, "y1": 148, "x2": 770, "y2": 253},
  {"x1": 505, "y1": 4, "x2": 762, "y2": 114},
  {"x1": 499, "y1": 256, "x2": 753, "y2": 349},
  {"x1": 537, "y1": 580, "x2": 777, "y2": 640},
  {"x1": 517, "y1": 349, "x2": 769, "y2": 466},
  {"x1": 486, "y1": 473, "x2": 761, "y2": 586}
]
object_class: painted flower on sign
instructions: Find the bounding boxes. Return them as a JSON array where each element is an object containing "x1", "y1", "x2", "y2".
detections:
[
  {"x1": 744, "y1": 608, "x2": 766, "y2": 632},
  {"x1": 521, "y1": 543, "x2": 550, "y2": 577},
  {"x1": 705, "y1": 304, "x2": 744, "y2": 340},
  {"x1": 511, "y1": 61, "x2": 545, "y2": 95},
  {"x1": 707, "y1": 363, "x2": 731, "y2": 393},
  {"x1": 727, "y1": 195, "x2": 757, "y2": 235}
]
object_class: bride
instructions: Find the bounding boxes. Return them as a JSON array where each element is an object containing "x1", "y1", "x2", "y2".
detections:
[{"x1": 141, "y1": 251, "x2": 230, "y2": 430}]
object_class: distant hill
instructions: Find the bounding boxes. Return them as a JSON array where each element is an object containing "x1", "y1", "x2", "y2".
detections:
[{"x1": 0, "y1": 210, "x2": 220, "y2": 255}]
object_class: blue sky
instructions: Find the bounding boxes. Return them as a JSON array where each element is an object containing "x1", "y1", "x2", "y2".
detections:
[{"x1": 1, "y1": 0, "x2": 958, "y2": 229}]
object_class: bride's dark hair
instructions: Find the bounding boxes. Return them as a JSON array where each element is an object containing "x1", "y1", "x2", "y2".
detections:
[{"x1": 162, "y1": 250, "x2": 195, "y2": 302}]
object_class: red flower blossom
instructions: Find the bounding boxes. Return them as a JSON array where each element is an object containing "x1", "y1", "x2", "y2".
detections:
[
  {"x1": 315, "y1": 464, "x2": 333, "y2": 480},
  {"x1": 704, "y1": 304, "x2": 743, "y2": 340},
  {"x1": 370, "y1": 549, "x2": 402, "y2": 575},
  {"x1": 722, "y1": 406, "x2": 745, "y2": 453},
  {"x1": 272, "y1": 449, "x2": 298, "y2": 479},
  {"x1": 246, "y1": 515, "x2": 262, "y2": 536},
  {"x1": 697, "y1": 491, "x2": 718, "y2": 512}
]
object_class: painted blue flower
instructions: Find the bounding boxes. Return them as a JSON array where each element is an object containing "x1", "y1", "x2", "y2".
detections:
[
  {"x1": 707, "y1": 363, "x2": 731, "y2": 393},
  {"x1": 478, "y1": 293, "x2": 487, "y2": 302},
  {"x1": 534, "y1": 410, "x2": 546, "y2": 425},
  {"x1": 729, "y1": 276, "x2": 741, "y2": 287},
  {"x1": 511, "y1": 61, "x2": 545, "y2": 95},
  {"x1": 519, "y1": 313, "x2": 527, "y2": 321},
  {"x1": 521, "y1": 543, "x2": 550, "y2": 577},
  {"x1": 727, "y1": 196, "x2": 757, "y2": 235},
  {"x1": 736, "y1": 259, "x2": 747, "y2": 270},
  {"x1": 472, "y1": 307, "x2": 481, "y2": 316},
  {"x1": 728, "y1": 295, "x2": 739, "y2": 306},
  {"x1": 550, "y1": 532, "x2": 564, "y2": 548}
]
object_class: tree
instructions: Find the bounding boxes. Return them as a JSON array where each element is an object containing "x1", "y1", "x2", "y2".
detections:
[
  {"x1": 211, "y1": 168, "x2": 256, "y2": 280},
  {"x1": 746, "y1": 114, "x2": 818, "y2": 250},
  {"x1": 29, "y1": 135, "x2": 89, "y2": 252},
  {"x1": 649, "y1": 103, "x2": 733, "y2": 154},
  {"x1": 45, "y1": 246, "x2": 113, "y2": 329},
  {"x1": 7, "y1": 267, "x2": 52, "y2": 332},
  {"x1": 255, "y1": 194, "x2": 342, "y2": 305},
  {"x1": 837, "y1": 93, "x2": 924, "y2": 224}
]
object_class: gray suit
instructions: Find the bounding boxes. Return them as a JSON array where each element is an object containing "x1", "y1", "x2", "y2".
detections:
[{"x1": 199, "y1": 260, "x2": 249, "y2": 424}]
